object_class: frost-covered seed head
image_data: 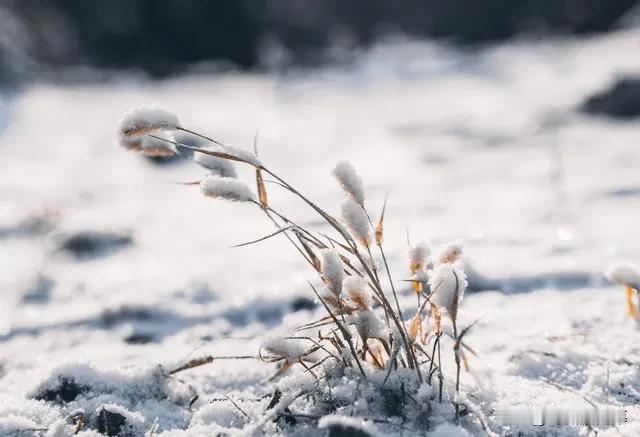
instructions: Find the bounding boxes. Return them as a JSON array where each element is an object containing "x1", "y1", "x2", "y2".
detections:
[
  {"x1": 139, "y1": 132, "x2": 177, "y2": 157},
  {"x1": 354, "y1": 309, "x2": 387, "y2": 340},
  {"x1": 436, "y1": 240, "x2": 464, "y2": 265},
  {"x1": 221, "y1": 145, "x2": 262, "y2": 168},
  {"x1": 194, "y1": 150, "x2": 238, "y2": 178},
  {"x1": 118, "y1": 135, "x2": 143, "y2": 152},
  {"x1": 429, "y1": 263, "x2": 467, "y2": 316},
  {"x1": 319, "y1": 288, "x2": 342, "y2": 312},
  {"x1": 606, "y1": 261, "x2": 640, "y2": 287},
  {"x1": 321, "y1": 249, "x2": 344, "y2": 297},
  {"x1": 200, "y1": 175, "x2": 255, "y2": 202},
  {"x1": 262, "y1": 337, "x2": 307, "y2": 362},
  {"x1": 331, "y1": 161, "x2": 366, "y2": 206},
  {"x1": 341, "y1": 198, "x2": 371, "y2": 247},
  {"x1": 344, "y1": 276, "x2": 372, "y2": 310},
  {"x1": 118, "y1": 106, "x2": 181, "y2": 137},
  {"x1": 409, "y1": 241, "x2": 430, "y2": 273}
]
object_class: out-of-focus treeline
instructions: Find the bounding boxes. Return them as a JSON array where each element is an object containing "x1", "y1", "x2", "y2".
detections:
[{"x1": 0, "y1": 0, "x2": 637, "y2": 84}]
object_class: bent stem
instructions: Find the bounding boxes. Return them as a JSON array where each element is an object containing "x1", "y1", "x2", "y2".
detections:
[
  {"x1": 156, "y1": 127, "x2": 424, "y2": 381},
  {"x1": 262, "y1": 166, "x2": 422, "y2": 379}
]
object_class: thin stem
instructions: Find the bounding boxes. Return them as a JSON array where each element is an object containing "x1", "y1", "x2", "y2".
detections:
[
  {"x1": 309, "y1": 283, "x2": 367, "y2": 379},
  {"x1": 427, "y1": 334, "x2": 440, "y2": 384},
  {"x1": 437, "y1": 337, "x2": 443, "y2": 402},
  {"x1": 256, "y1": 203, "x2": 316, "y2": 269},
  {"x1": 378, "y1": 244, "x2": 422, "y2": 377},
  {"x1": 365, "y1": 244, "x2": 380, "y2": 284},
  {"x1": 455, "y1": 357, "x2": 461, "y2": 420},
  {"x1": 266, "y1": 162, "x2": 420, "y2": 380},
  {"x1": 176, "y1": 127, "x2": 227, "y2": 148}
]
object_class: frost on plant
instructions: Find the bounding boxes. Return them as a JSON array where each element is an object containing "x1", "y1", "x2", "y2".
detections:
[
  {"x1": 118, "y1": 105, "x2": 181, "y2": 137},
  {"x1": 194, "y1": 150, "x2": 238, "y2": 178},
  {"x1": 200, "y1": 175, "x2": 255, "y2": 202},
  {"x1": 436, "y1": 239, "x2": 464, "y2": 265},
  {"x1": 341, "y1": 197, "x2": 372, "y2": 247},
  {"x1": 606, "y1": 260, "x2": 640, "y2": 287},
  {"x1": 332, "y1": 161, "x2": 366, "y2": 207},
  {"x1": 116, "y1": 108, "x2": 482, "y2": 435},
  {"x1": 320, "y1": 249, "x2": 344, "y2": 297}
]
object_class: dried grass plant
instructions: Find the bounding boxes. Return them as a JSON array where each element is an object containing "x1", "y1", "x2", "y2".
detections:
[{"x1": 117, "y1": 106, "x2": 485, "y2": 433}]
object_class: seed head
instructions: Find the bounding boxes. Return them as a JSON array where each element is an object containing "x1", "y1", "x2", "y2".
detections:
[
  {"x1": 117, "y1": 135, "x2": 143, "y2": 152},
  {"x1": 200, "y1": 175, "x2": 255, "y2": 202},
  {"x1": 341, "y1": 198, "x2": 371, "y2": 247},
  {"x1": 319, "y1": 288, "x2": 343, "y2": 312},
  {"x1": 194, "y1": 150, "x2": 238, "y2": 178},
  {"x1": 409, "y1": 241, "x2": 430, "y2": 274},
  {"x1": 429, "y1": 263, "x2": 467, "y2": 317},
  {"x1": 262, "y1": 337, "x2": 306, "y2": 363},
  {"x1": 353, "y1": 309, "x2": 387, "y2": 341},
  {"x1": 344, "y1": 276, "x2": 372, "y2": 310},
  {"x1": 118, "y1": 105, "x2": 181, "y2": 137},
  {"x1": 321, "y1": 249, "x2": 344, "y2": 297},
  {"x1": 139, "y1": 132, "x2": 177, "y2": 157},
  {"x1": 606, "y1": 261, "x2": 640, "y2": 287},
  {"x1": 332, "y1": 161, "x2": 366, "y2": 207},
  {"x1": 436, "y1": 240, "x2": 463, "y2": 265}
]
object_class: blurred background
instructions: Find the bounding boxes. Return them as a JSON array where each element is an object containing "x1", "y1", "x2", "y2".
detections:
[{"x1": 1, "y1": 0, "x2": 639, "y2": 83}]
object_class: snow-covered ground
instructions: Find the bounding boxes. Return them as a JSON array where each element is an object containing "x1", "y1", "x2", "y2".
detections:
[{"x1": 1, "y1": 26, "x2": 640, "y2": 436}]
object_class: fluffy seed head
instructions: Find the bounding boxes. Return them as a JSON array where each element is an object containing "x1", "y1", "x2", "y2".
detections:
[
  {"x1": 344, "y1": 276, "x2": 372, "y2": 310},
  {"x1": 332, "y1": 161, "x2": 366, "y2": 206},
  {"x1": 262, "y1": 337, "x2": 306, "y2": 362},
  {"x1": 118, "y1": 106, "x2": 181, "y2": 137},
  {"x1": 409, "y1": 241, "x2": 430, "y2": 273},
  {"x1": 139, "y1": 132, "x2": 177, "y2": 157},
  {"x1": 319, "y1": 288, "x2": 342, "y2": 312},
  {"x1": 226, "y1": 146, "x2": 262, "y2": 167},
  {"x1": 353, "y1": 309, "x2": 387, "y2": 340},
  {"x1": 200, "y1": 175, "x2": 255, "y2": 202},
  {"x1": 118, "y1": 135, "x2": 143, "y2": 152},
  {"x1": 321, "y1": 249, "x2": 344, "y2": 297},
  {"x1": 436, "y1": 240, "x2": 464, "y2": 265},
  {"x1": 341, "y1": 198, "x2": 371, "y2": 247},
  {"x1": 429, "y1": 263, "x2": 467, "y2": 316},
  {"x1": 194, "y1": 150, "x2": 238, "y2": 178},
  {"x1": 606, "y1": 261, "x2": 640, "y2": 287}
]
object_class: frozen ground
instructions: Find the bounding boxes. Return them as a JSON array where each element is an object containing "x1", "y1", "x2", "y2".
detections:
[{"x1": 1, "y1": 26, "x2": 640, "y2": 436}]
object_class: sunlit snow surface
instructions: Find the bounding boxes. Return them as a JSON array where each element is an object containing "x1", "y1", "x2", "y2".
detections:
[{"x1": 1, "y1": 28, "x2": 640, "y2": 435}]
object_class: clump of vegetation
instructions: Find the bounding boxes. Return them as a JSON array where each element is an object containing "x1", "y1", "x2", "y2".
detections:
[{"x1": 116, "y1": 106, "x2": 487, "y2": 434}]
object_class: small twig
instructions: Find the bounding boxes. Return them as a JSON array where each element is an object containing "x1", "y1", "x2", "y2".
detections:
[
  {"x1": 231, "y1": 226, "x2": 294, "y2": 248},
  {"x1": 168, "y1": 355, "x2": 256, "y2": 375},
  {"x1": 542, "y1": 379, "x2": 597, "y2": 408},
  {"x1": 222, "y1": 393, "x2": 250, "y2": 421},
  {"x1": 176, "y1": 127, "x2": 227, "y2": 148}
]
